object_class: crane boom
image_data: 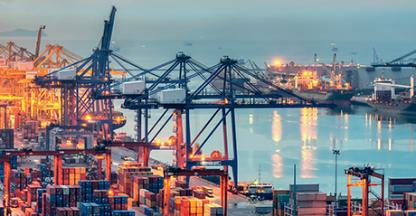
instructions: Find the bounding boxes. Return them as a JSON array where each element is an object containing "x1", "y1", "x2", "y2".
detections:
[
  {"x1": 35, "y1": 25, "x2": 46, "y2": 57},
  {"x1": 389, "y1": 49, "x2": 416, "y2": 64}
]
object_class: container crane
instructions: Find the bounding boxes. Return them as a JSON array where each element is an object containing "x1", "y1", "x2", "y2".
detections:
[
  {"x1": 95, "y1": 49, "x2": 329, "y2": 190},
  {"x1": 5, "y1": 41, "x2": 36, "y2": 63},
  {"x1": 35, "y1": 6, "x2": 119, "y2": 141}
]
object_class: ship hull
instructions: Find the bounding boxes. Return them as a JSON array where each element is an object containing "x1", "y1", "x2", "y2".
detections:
[
  {"x1": 292, "y1": 89, "x2": 354, "y2": 106},
  {"x1": 367, "y1": 101, "x2": 416, "y2": 115}
]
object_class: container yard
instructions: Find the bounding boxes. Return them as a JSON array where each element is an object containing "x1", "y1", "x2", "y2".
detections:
[{"x1": 1, "y1": 1, "x2": 416, "y2": 216}]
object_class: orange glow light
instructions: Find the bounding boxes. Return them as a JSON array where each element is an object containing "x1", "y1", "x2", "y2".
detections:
[
  {"x1": 84, "y1": 114, "x2": 93, "y2": 121},
  {"x1": 272, "y1": 58, "x2": 283, "y2": 67}
]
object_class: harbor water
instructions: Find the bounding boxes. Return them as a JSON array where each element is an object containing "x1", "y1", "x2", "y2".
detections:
[{"x1": 117, "y1": 105, "x2": 416, "y2": 196}]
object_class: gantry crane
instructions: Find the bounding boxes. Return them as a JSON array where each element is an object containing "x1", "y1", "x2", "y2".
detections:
[
  {"x1": 95, "y1": 51, "x2": 327, "y2": 190},
  {"x1": 345, "y1": 166, "x2": 385, "y2": 216},
  {"x1": 4, "y1": 41, "x2": 36, "y2": 63},
  {"x1": 163, "y1": 168, "x2": 229, "y2": 216},
  {"x1": 35, "y1": 6, "x2": 120, "y2": 142}
]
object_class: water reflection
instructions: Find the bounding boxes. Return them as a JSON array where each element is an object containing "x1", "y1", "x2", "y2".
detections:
[
  {"x1": 367, "y1": 112, "x2": 416, "y2": 152},
  {"x1": 272, "y1": 153, "x2": 283, "y2": 178},
  {"x1": 272, "y1": 111, "x2": 283, "y2": 178},
  {"x1": 366, "y1": 113, "x2": 398, "y2": 151},
  {"x1": 300, "y1": 108, "x2": 318, "y2": 178},
  {"x1": 272, "y1": 111, "x2": 282, "y2": 143},
  {"x1": 248, "y1": 113, "x2": 254, "y2": 133},
  {"x1": 300, "y1": 108, "x2": 318, "y2": 143},
  {"x1": 410, "y1": 126, "x2": 415, "y2": 152}
]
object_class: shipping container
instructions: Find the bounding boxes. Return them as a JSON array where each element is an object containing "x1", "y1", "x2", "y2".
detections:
[
  {"x1": 0, "y1": 129, "x2": 14, "y2": 149},
  {"x1": 62, "y1": 167, "x2": 87, "y2": 185},
  {"x1": 109, "y1": 195, "x2": 129, "y2": 210},
  {"x1": 204, "y1": 203, "x2": 223, "y2": 216},
  {"x1": 158, "y1": 88, "x2": 186, "y2": 104},
  {"x1": 112, "y1": 210, "x2": 136, "y2": 216},
  {"x1": 386, "y1": 210, "x2": 405, "y2": 216},
  {"x1": 79, "y1": 203, "x2": 100, "y2": 216},
  {"x1": 56, "y1": 69, "x2": 76, "y2": 80},
  {"x1": 122, "y1": 80, "x2": 146, "y2": 95},
  {"x1": 78, "y1": 180, "x2": 110, "y2": 202}
]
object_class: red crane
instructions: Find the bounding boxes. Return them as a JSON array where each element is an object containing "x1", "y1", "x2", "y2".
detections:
[
  {"x1": 345, "y1": 166, "x2": 385, "y2": 216},
  {"x1": 162, "y1": 168, "x2": 229, "y2": 216}
]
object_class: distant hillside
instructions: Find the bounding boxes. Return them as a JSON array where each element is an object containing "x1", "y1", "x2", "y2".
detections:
[{"x1": 0, "y1": 28, "x2": 47, "y2": 37}]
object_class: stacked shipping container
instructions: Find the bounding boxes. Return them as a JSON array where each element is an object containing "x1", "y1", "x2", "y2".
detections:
[
  {"x1": 295, "y1": 192, "x2": 327, "y2": 215},
  {"x1": 117, "y1": 163, "x2": 152, "y2": 196},
  {"x1": 62, "y1": 167, "x2": 86, "y2": 185},
  {"x1": 78, "y1": 180, "x2": 110, "y2": 202},
  {"x1": 389, "y1": 178, "x2": 416, "y2": 205},
  {"x1": 132, "y1": 175, "x2": 163, "y2": 203},
  {"x1": 42, "y1": 185, "x2": 81, "y2": 216}
]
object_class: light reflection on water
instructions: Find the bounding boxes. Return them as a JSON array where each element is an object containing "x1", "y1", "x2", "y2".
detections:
[
  {"x1": 272, "y1": 111, "x2": 282, "y2": 178},
  {"x1": 118, "y1": 105, "x2": 416, "y2": 194},
  {"x1": 299, "y1": 108, "x2": 318, "y2": 179},
  {"x1": 243, "y1": 106, "x2": 416, "y2": 194}
]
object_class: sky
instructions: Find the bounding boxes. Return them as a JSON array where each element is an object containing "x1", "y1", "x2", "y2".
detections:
[
  {"x1": 0, "y1": 0, "x2": 415, "y2": 42},
  {"x1": 0, "y1": 0, "x2": 416, "y2": 63}
]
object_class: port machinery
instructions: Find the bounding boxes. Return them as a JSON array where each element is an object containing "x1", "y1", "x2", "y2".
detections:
[
  {"x1": 0, "y1": 41, "x2": 36, "y2": 62},
  {"x1": 95, "y1": 51, "x2": 323, "y2": 190},
  {"x1": 34, "y1": 6, "x2": 124, "y2": 141},
  {"x1": 25, "y1": 6, "x2": 330, "y2": 215},
  {"x1": 0, "y1": 32, "x2": 82, "y2": 128},
  {"x1": 163, "y1": 167, "x2": 229, "y2": 216},
  {"x1": 345, "y1": 166, "x2": 385, "y2": 216},
  {"x1": 61, "y1": 4, "x2": 328, "y2": 188},
  {"x1": 372, "y1": 48, "x2": 416, "y2": 68}
]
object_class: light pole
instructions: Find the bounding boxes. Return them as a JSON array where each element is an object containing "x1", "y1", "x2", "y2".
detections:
[{"x1": 333, "y1": 149, "x2": 340, "y2": 201}]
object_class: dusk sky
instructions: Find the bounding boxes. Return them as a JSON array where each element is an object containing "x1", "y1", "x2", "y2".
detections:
[{"x1": 1, "y1": 0, "x2": 415, "y2": 42}]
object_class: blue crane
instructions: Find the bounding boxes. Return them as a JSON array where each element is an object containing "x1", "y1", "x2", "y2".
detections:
[{"x1": 34, "y1": 6, "x2": 119, "y2": 142}]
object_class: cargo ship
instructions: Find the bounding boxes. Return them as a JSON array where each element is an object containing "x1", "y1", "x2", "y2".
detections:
[
  {"x1": 235, "y1": 168, "x2": 274, "y2": 200},
  {"x1": 365, "y1": 76, "x2": 416, "y2": 115},
  {"x1": 236, "y1": 182, "x2": 274, "y2": 200},
  {"x1": 266, "y1": 62, "x2": 354, "y2": 106}
]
